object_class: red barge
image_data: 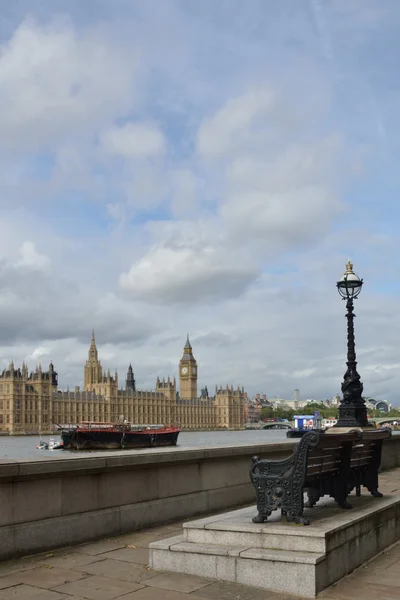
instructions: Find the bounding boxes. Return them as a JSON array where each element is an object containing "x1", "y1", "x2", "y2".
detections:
[{"x1": 60, "y1": 422, "x2": 180, "y2": 450}]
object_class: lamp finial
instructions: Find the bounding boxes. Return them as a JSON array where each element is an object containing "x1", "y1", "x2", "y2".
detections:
[{"x1": 345, "y1": 259, "x2": 353, "y2": 273}]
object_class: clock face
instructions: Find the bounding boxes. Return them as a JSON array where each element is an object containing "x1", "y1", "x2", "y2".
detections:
[
  {"x1": 192, "y1": 367, "x2": 196, "y2": 374},
  {"x1": 181, "y1": 367, "x2": 188, "y2": 375}
]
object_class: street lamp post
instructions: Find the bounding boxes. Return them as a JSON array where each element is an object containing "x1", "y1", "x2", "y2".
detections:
[{"x1": 334, "y1": 260, "x2": 370, "y2": 429}]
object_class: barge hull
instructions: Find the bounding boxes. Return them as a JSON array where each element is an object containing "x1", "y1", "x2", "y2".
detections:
[{"x1": 62, "y1": 428, "x2": 179, "y2": 450}]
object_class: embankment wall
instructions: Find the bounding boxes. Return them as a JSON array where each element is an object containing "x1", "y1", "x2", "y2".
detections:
[{"x1": 0, "y1": 436, "x2": 399, "y2": 560}]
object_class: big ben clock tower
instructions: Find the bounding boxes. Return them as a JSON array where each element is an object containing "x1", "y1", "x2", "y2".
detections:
[{"x1": 179, "y1": 334, "x2": 198, "y2": 400}]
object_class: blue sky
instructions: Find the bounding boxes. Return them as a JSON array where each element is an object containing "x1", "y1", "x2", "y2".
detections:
[{"x1": 1, "y1": 0, "x2": 400, "y2": 402}]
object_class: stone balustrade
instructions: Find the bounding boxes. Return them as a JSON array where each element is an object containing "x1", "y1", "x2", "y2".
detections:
[{"x1": 0, "y1": 435, "x2": 399, "y2": 561}]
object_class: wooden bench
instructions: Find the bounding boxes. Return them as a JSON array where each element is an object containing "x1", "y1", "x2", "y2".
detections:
[{"x1": 250, "y1": 428, "x2": 391, "y2": 526}]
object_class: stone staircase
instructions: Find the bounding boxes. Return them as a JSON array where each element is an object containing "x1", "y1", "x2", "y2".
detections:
[{"x1": 149, "y1": 498, "x2": 400, "y2": 598}]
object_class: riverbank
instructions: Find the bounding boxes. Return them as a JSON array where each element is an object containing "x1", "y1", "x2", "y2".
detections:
[{"x1": 1, "y1": 435, "x2": 399, "y2": 561}]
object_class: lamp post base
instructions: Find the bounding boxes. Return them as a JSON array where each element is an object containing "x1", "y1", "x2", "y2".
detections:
[
  {"x1": 333, "y1": 402, "x2": 371, "y2": 429},
  {"x1": 326, "y1": 426, "x2": 363, "y2": 434}
]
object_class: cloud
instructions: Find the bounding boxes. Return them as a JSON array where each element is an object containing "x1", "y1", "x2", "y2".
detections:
[
  {"x1": 119, "y1": 221, "x2": 259, "y2": 304},
  {"x1": 16, "y1": 242, "x2": 51, "y2": 271},
  {"x1": 0, "y1": 1, "x2": 399, "y2": 404},
  {"x1": 100, "y1": 122, "x2": 166, "y2": 159},
  {"x1": 0, "y1": 17, "x2": 139, "y2": 155},
  {"x1": 197, "y1": 88, "x2": 276, "y2": 158}
]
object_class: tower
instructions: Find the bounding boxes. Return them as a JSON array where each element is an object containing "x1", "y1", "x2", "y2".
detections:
[
  {"x1": 84, "y1": 329, "x2": 103, "y2": 390},
  {"x1": 179, "y1": 334, "x2": 197, "y2": 400},
  {"x1": 126, "y1": 364, "x2": 136, "y2": 392}
]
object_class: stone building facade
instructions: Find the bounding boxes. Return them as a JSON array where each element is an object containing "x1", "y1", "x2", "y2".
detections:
[{"x1": 0, "y1": 334, "x2": 246, "y2": 434}]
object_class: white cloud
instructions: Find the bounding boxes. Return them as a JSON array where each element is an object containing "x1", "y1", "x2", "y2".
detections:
[
  {"x1": 119, "y1": 228, "x2": 258, "y2": 304},
  {"x1": 0, "y1": 18, "x2": 139, "y2": 154},
  {"x1": 16, "y1": 242, "x2": 51, "y2": 271},
  {"x1": 100, "y1": 122, "x2": 166, "y2": 159},
  {"x1": 30, "y1": 346, "x2": 51, "y2": 361},
  {"x1": 197, "y1": 88, "x2": 275, "y2": 158}
]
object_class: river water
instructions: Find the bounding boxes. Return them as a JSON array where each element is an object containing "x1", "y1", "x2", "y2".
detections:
[{"x1": 0, "y1": 430, "x2": 288, "y2": 461}]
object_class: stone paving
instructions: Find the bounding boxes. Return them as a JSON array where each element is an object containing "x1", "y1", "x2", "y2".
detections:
[{"x1": 0, "y1": 469, "x2": 399, "y2": 600}]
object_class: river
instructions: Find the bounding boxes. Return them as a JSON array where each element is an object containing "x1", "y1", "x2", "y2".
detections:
[{"x1": 0, "y1": 429, "x2": 288, "y2": 461}]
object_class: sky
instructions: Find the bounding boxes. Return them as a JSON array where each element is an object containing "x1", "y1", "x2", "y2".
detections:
[{"x1": 0, "y1": 0, "x2": 400, "y2": 402}]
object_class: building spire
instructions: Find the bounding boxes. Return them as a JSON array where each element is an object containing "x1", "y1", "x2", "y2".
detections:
[
  {"x1": 88, "y1": 329, "x2": 98, "y2": 362},
  {"x1": 184, "y1": 333, "x2": 192, "y2": 350},
  {"x1": 126, "y1": 363, "x2": 136, "y2": 392},
  {"x1": 181, "y1": 334, "x2": 194, "y2": 360}
]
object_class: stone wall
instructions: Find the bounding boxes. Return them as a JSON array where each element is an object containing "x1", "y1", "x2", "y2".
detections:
[{"x1": 0, "y1": 436, "x2": 399, "y2": 561}]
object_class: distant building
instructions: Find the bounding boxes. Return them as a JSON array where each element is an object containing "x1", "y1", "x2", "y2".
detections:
[
  {"x1": 244, "y1": 398, "x2": 262, "y2": 423},
  {"x1": 0, "y1": 334, "x2": 246, "y2": 434},
  {"x1": 365, "y1": 398, "x2": 391, "y2": 413}
]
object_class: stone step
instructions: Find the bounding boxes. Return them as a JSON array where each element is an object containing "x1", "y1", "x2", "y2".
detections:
[
  {"x1": 149, "y1": 495, "x2": 400, "y2": 598},
  {"x1": 149, "y1": 534, "x2": 325, "y2": 598},
  {"x1": 183, "y1": 519, "x2": 326, "y2": 553},
  {"x1": 182, "y1": 505, "x2": 328, "y2": 553}
]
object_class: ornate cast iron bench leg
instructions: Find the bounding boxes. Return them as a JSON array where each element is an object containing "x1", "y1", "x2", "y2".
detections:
[
  {"x1": 252, "y1": 510, "x2": 271, "y2": 523},
  {"x1": 284, "y1": 491, "x2": 309, "y2": 525},
  {"x1": 305, "y1": 487, "x2": 321, "y2": 508},
  {"x1": 334, "y1": 476, "x2": 353, "y2": 509}
]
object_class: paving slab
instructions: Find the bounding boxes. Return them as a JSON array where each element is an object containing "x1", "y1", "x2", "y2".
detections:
[
  {"x1": 0, "y1": 560, "x2": 40, "y2": 579},
  {"x1": 76, "y1": 540, "x2": 127, "y2": 555},
  {"x1": 0, "y1": 567, "x2": 85, "y2": 590},
  {"x1": 97, "y1": 547, "x2": 149, "y2": 565},
  {"x1": 52, "y1": 574, "x2": 144, "y2": 600},
  {"x1": 75, "y1": 558, "x2": 156, "y2": 583},
  {"x1": 120, "y1": 588, "x2": 216, "y2": 600},
  {"x1": 35, "y1": 552, "x2": 105, "y2": 569},
  {"x1": 0, "y1": 585, "x2": 70, "y2": 600},
  {"x1": 193, "y1": 580, "x2": 275, "y2": 600},
  {"x1": 320, "y1": 580, "x2": 399, "y2": 599},
  {"x1": 143, "y1": 572, "x2": 214, "y2": 593}
]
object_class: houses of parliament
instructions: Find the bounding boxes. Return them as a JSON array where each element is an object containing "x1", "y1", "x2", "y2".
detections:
[{"x1": 0, "y1": 333, "x2": 246, "y2": 434}]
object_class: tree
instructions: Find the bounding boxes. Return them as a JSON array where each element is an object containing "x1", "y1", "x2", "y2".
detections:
[{"x1": 261, "y1": 407, "x2": 274, "y2": 420}]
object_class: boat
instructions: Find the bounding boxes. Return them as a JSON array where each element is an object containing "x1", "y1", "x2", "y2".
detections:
[
  {"x1": 60, "y1": 422, "x2": 181, "y2": 450},
  {"x1": 286, "y1": 414, "x2": 323, "y2": 439},
  {"x1": 37, "y1": 438, "x2": 64, "y2": 450}
]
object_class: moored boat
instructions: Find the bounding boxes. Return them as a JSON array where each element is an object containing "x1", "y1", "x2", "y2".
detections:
[
  {"x1": 60, "y1": 422, "x2": 181, "y2": 450},
  {"x1": 37, "y1": 438, "x2": 64, "y2": 450},
  {"x1": 286, "y1": 413, "x2": 323, "y2": 439}
]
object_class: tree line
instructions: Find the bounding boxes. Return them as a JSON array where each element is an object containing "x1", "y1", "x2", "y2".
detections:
[{"x1": 261, "y1": 402, "x2": 400, "y2": 421}]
